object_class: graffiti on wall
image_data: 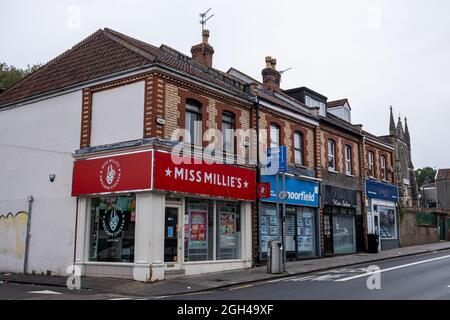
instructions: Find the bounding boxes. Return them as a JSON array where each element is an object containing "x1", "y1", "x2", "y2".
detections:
[{"x1": 0, "y1": 212, "x2": 28, "y2": 264}]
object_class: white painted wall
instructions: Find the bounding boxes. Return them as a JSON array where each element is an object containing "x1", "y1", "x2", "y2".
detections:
[
  {"x1": 0, "y1": 90, "x2": 82, "y2": 275},
  {"x1": 90, "y1": 81, "x2": 145, "y2": 146}
]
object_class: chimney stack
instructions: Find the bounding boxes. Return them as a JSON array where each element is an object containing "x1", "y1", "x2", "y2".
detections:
[
  {"x1": 191, "y1": 29, "x2": 215, "y2": 68},
  {"x1": 262, "y1": 56, "x2": 281, "y2": 91}
]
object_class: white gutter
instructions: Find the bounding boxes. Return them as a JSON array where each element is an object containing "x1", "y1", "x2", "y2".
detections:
[
  {"x1": 365, "y1": 135, "x2": 395, "y2": 151},
  {"x1": 259, "y1": 100, "x2": 319, "y2": 127}
]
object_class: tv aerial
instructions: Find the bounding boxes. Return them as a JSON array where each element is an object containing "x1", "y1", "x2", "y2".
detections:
[
  {"x1": 279, "y1": 67, "x2": 293, "y2": 75},
  {"x1": 200, "y1": 8, "x2": 214, "y2": 31}
]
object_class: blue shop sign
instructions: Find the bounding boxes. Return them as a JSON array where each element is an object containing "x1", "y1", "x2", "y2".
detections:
[
  {"x1": 261, "y1": 175, "x2": 319, "y2": 207},
  {"x1": 366, "y1": 180, "x2": 398, "y2": 202}
]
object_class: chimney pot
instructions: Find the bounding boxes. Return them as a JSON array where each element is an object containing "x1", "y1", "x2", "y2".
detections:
[
  {"x1": 202, "y1": 29, "x2": 210, "y2": 43},
  {"x1": 265, "y1": 56, "x2": 273, "y2": 68}
]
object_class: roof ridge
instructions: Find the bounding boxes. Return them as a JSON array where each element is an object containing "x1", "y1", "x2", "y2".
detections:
[
  {"x1": 0, "y1": 29, "x2": 105, "y2": 98},
  {"x1": 102, "y1": 28, "x2": 157, "y2": 62}
]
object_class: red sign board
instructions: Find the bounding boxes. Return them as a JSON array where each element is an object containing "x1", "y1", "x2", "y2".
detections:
[
  {"x1": 257, "y1": 182, "x2": 271, "y2": 199},
  {"x1": 153, "y1": 151, "x2": 256, "y2": 201},
  {"x1": 72, "y1": 151, "x2": 153, "y2": 196}
]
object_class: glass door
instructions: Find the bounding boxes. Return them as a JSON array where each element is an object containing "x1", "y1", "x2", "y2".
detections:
[
  {"x1": 164, "y1": 206, "x2": 181, "y2": 267},
  {"x1": 323, "y1": 208, "x2": 334, "y2": 256}
]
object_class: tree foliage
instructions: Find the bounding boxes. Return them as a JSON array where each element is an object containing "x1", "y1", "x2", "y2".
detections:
[
  {"x1": 0, "y1": 63, "x2": 42, "y2": 92},
  {"x1": 415, "y1": 167, "x2": 437, "y2": 190}
]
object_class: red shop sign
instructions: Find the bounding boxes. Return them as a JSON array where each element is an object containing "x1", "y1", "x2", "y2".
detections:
[
  {"x1": 72, "y1": 151, "x2": 153, "y2": 196},
  {"x1": 153, "y1": 151, "x2": 256, "y2": 201},
  {"x1": 257, "y1": 182, "x2": 271, "y2": 199}
]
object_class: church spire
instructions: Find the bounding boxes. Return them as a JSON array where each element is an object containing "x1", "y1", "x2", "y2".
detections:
[
  {"x1": 389, "y1": 106, "x2": 395, "y2": 135},
  {"x1": 396, "y1": 114, "x2": 404, "y2": 140},
  {"x1": 404, "y1": 117, "x2": 411, "y2": 146}
]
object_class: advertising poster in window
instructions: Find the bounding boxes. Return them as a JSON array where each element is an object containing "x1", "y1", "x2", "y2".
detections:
[
  {"x1": 189, "y1": 211, "x2": 207, "y2": 249},
  {"x1": 219, "y1": 210, "x2": 236, "y2": 248}
]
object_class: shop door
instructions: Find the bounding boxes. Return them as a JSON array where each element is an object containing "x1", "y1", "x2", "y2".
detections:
[
  {"x1": 355, "y1": 215, "x2": 365, "y2": 252},
  {"x1": 164, "y1": 207, "x2": 181, "y2": 266},
  {"x1": 285, "y1": 213, "x2": 297, "y2": 260},
  {"x1": 439, "y1": 216, "x2": 446, "y2": 241},
  {"x1": 373, "y1": 214, "x2": 381, "y2": 251},
  {"x1": 323, "y1": 211, "x2": 334, "y2": 256}
]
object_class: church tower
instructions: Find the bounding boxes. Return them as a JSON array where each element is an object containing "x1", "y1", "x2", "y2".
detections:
[{"x1": 384, "y1": 107, "x2": 419, "y2": 207}]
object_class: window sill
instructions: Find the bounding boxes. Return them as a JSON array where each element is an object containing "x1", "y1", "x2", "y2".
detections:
[
  {"x1": 328, "y1": 168, "x2": 338, "y2": 174},
  {"x1": 345, "y1": 173, "x2": 355, "y2": 177}
]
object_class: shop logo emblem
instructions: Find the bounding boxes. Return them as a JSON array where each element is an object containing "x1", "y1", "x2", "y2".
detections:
[
  {"x1": 99, "y1": 159, "x2": 121, "y2": 190},
  {"x1": 102, "y1": 209, "x2": 126, "y2": 238}
]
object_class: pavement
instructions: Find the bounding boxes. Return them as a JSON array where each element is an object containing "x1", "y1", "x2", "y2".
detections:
[{"x1": 1, "y1": 242, "x2": 450, "y2": 299}]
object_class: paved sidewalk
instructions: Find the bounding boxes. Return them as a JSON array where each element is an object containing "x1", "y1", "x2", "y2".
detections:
[{"x1": 2, "y1": 242, "x2": 450, "y2": 298}]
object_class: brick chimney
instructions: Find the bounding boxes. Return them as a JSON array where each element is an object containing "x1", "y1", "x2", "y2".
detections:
[
  {"x1": 191, "y1": 29, "x2": 214, "y2": 68},
  {"x1": 262, "y1": 56, "x2": 281, "y2": 91}
]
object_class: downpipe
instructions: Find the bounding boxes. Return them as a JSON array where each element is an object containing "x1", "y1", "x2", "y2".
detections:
[{"x1": 23, "y1": 195, "x2": 34, "y2": 274}]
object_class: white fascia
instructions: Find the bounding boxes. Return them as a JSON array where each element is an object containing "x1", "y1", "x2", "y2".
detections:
[{"x1": 259, "y1": 100, "x2": 319, "y2": 127}]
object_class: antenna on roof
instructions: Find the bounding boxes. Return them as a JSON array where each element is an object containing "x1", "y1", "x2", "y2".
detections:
[
  {"x1": 199, "y1": 8, "x2": 214, "y2": 31},
  {"x1": 279, "y1": 67, "x2": 293, "y2": 74}
]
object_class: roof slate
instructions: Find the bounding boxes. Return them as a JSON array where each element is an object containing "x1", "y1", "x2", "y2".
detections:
[{"x1": 0, "y1": 28, "x2": 251, "y2": 108}]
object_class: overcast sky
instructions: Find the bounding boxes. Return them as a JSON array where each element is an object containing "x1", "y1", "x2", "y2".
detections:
[{"x1": 2, "y1": 0, "x2": 449, "y2": 169}]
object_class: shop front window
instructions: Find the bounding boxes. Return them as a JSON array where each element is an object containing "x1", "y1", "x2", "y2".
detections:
[
  {"x1": 216, "y1": 201, "x2": 241, "y2": 260},
  {"x1": 378, "y1": 206, "x2": 397, "y2": 239},
  {"x1": 332, "y1": 209, "x2": 356, "y2": 255},
  {"x1": 89, "y1": 195, "x2": 136, "y2": 263},
  {"x1": 184, "y1": 198, "x2": 241, "y2": 262},
  {"x1": 296, "y1": 207, "x2": 317, "y2": 258},
  {"x1": 184, "y1": 199, "x2": 214, "y2": 262},
  {"x1": 259, "y1": 203, "x2": 280, "y2": 255}
]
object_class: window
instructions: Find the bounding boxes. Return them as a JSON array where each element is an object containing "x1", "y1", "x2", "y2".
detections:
[
  {"x1": 368, "y1": 151, "x2": 375, "y2": 177},
  {"x1": 379, "y1": 207, "x2": 397, "y2": 239},
  {"x1": 345, "y1": 145, "x2": 352, "y2": 175},
  {"x1": 381, "y1": 155, "x2": 386, "y2": 180},
  {"x1": 222, "y1": 112, "x2": 235, "y2": 159},
  {"x1": 305, "y1": 96, "x2": 312, "y2": 107},
  {"x1": 185, "y1": 99, "x2": 202, "y2": 147},
  {"x1": 184, "y1": 198, "x2": 242, "y2": 262},
  {"x1": 89, "y1": 195, "x2": 136, "y2": 263},
  {"x1": 270, "y1": 123, "x2": 280, "y2": 148},
  {"x1": 328, "y1": 139, "x2": 336, "y2": 170},
  {"x1": 294, "y1": 131, "x2": 304, "y2": 165}
]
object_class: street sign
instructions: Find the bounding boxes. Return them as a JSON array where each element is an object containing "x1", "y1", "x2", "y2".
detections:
[{"x1": 261, "y1": 146, "x2": 287, "y2": 175}]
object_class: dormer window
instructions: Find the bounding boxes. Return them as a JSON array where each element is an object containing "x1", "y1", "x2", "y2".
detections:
[{"x1": 305, "y1": 95, "x2": 326, "y2": 116}]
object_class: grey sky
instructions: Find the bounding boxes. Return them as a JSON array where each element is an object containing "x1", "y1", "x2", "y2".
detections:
[{"x1": 2, "y1": 0, "x2": 449, "y2": 169}]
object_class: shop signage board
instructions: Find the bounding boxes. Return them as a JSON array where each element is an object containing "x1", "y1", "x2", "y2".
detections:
[
  {"x1": 72, "y1": 151, "x2": 153, "y2": 196},
  {"x1": 366, "y1": 180, "x2": 398, "y2": 202},
  {"x1": 72, "y1": 150, "x2": 256, "y2": 201},
  {"x1": 153, "y1": 151, "x2": 256, "y2": 201},
  {"x1": 323, "y1": 185, "x2": 358, "y2": 208},
  {"x1": 261, "y1": 175, "x2": 319, "y2": 207}
]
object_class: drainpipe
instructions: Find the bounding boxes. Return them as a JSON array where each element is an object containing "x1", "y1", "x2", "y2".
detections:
[
  {"x1": 23, "y1": 195, "x2": 34, "y2": 274},
  {"x1": 254, "y1": 95, "x2": 261, "y2": 267}
]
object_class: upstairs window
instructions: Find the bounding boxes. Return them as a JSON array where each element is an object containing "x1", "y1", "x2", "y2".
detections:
[
  {"x1": 294, "y1": 131, "x2": 304, "y2": 165},
  {"x1": 328, "y1": 139, "x2": 336, "y2": 170},
  {"x1": 368, "y1": 151, "x2": 375, "y2": 177},
  {"x1": 270, "y1": 123, "x2": 280, "y2": 148},
  {"x1": 185, "y1": 99, "x2": 202, "y2": 147},
  {"x1": 345, "y1": 145, "x2": 352, "y2": 175},
  {"x1": 222, "y1": 112, "x2": 235, "y2": 158},
  {"x1": 381, "y1": 155, "x2": 387, "y2": 180}
]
